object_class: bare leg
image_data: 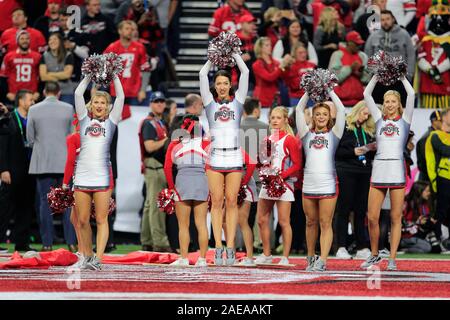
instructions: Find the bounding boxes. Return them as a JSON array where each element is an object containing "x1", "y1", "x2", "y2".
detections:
[
  {"x1": 93, "y1": 190, "x2": 113, "y2": 260},
  {"x1": 224, "y1": 172, "x2": 242, "y2": 249},
  {"x1": 70, "y1": 206, "x2": 84, "y2": 255},
  {"x1": 74, "y1": 191, "x2": 94, "y2": 257},
  {"x1": 238, "y1": 201, "x2": 253, "y2": 258},
  {"x1": 303, "y1": 197, "x2": 319, "y2": 257},
  {"x1": 276, "y1": 200, "x2": 292, "y2": 258},
  {"x1": 193, "y1": 201, "x2": 209, "y2": 258},
  {"x1": 389, "y1": 188, "x2": 406, "y2": 259},
  {"x1": 367, "y1": 187, "x2": 387, "y2": 256},
  {"x1": 207, "y1": 170, "x2": 225, "y2": 248},
  {"x1": 175, "y1": 200, "x2": 192, "y2": 258},
  {"x1": 257, "y1": 199, "x2": 275, "y2": 257},
  {"x1": 318, "y1": 197, "x2": 337, "y2": 262}
]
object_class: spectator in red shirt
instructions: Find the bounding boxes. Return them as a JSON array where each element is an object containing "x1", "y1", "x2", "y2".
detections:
[
  {"x1": 252, "y1": 36, "x2": 293, "y2": 108},
  {"x1": 208, "y1": 0, "x2": 255, "y2": 38},
  {"x1": 329, "y1": 31, "x2": 370, "y2": 107},
  {"x1": 1, "y1": 8, "x2": 47, "y2": 54},
  {"x1": 34, "y1": 0, "x2": 62, "y2": 40},
  {"x1": 259, "y1": 7, "x2": 289, "y2": 48},
  {"x1": 0, "y1": 30, "x2": 41, "y2": 103},
  {"x1": 282, "y1": 43, "x2": 316, "y2": 107},
  {"x1": 0, "y1": 0, "x2": 22, "y2": 36},
  {"x1": 104, "y1": 20, "x2": 151, "y2": 106}
]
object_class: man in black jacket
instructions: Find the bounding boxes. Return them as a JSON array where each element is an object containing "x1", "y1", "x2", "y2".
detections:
[
  {"x1": 416, "y1": 111, "x2": 442, "y2": 183},
  {"x1": 0, "y1": 90, "x2": 37, "y2": 252}
]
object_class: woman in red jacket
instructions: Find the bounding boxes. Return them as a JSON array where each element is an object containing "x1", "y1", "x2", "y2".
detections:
[{"x1": 252, "y1": 37, "x2": 292, "y2": 108}]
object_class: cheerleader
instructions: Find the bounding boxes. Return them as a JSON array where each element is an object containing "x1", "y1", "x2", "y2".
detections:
[
  {"x1": 62, "y1": 117, "x2": 86, "y2": 268},
  {"x1": 238, "y1": 149, "x2": 258, "y2": 266},
  {"x1": 199, "y1": 52, "x2": 249, "y2": 265},
  {"x1": 164, "y1": 115, "x2": 210, "y2": 267},
  {"x1": 255, "y1": 107, "x2": 301, "y2": 265},
  {"x1": 73, "y1": 75, "x2": 124, "y2": 271},
  {"x1": 361, "y1": 75, "x2": 415, "y2": 271},
  {"x1": 296, "y1": 89, "x2": 346, "y2": 272}
]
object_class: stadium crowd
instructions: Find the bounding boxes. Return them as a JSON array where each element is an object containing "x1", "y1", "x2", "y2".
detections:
[{"x1": 0, "y1": 0, "x2": 449, "y2": 265}]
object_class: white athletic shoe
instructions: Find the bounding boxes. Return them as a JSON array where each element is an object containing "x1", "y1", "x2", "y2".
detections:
[
  {"x1": 378, "y1": 248, "x2": 390, "y2": 258},
  {"x1": 336, "y1": 247, "x2": 352, "y2": 259},
  {"x1": 386, "y1": 258, "x2": 397, "y2": 271},
  {"x1": 195, "y1": 257, "x2": 207, "y2": 267},
  {"x1": 278, "y1": 256, "x2": 290, "y2": 265},
  {"x1": 355, "y1": 248, "x2": 371, "y2": 260},
  {"x1": 170, "y1": 258, "x2": 190, "y2": 266},
  {"x1": 239, "y1": 257, "x2": 256, "y2": 266},
  {"x1": 255, "y1": 254, "x2": 273, "y2": 264},
  {"x1": 68, "y1": 254, "x2": 86, "y2": 270}
]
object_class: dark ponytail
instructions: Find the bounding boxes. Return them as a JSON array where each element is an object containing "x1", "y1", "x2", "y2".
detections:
[{"x1": 210, "y1": 69, "x2": 235, "y2": 99}]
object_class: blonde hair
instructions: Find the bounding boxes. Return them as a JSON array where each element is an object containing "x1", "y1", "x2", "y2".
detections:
[
  {"x1": 264, "y1": 7, "x2": 281, "y2": 23},
  {"x1": 382, "y1": 90, "x2": 403, "y2": 116},
  {"x1": 311, "y1": 103, "x2": 335, "y2": 131},
  {"x1": 86, "y1": 91, "x2": 113, "y2": 117},
  {"x1": 318, "y1": 7, "x2": 341, "y2": 34},
  {"x1": 346, "y1": 100, "x2": 376, "y2": 137},
  {"x1": 290, "y1": 42, "x2": 307, "y2": 58},
  {"x1": 118, "y1": 20, "x2": 135, "y2": 30},
  {"x1": 254, "y1": 37, "x2": 271, "y2": 59},
  {"x1": 270, "y1": 106, "x2": 295, "y2": 136}
]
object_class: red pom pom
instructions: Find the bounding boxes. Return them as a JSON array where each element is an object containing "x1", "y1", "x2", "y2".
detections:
[
  {"x1": 157, "y1": 188, "x2": 175, "y2": 215},
  {"x1": 207, "y1": 31, "x2": 242, "y2": 69},
  {"x1": 81, "y1": 53, "x2": 124, "y2": 87},
  {"x1": 47, "y1": 187, "x2": 74, "y2": 214},
  {"x1": 367, "y1": 50, "x2": 407, "y2": 86},
  {"x1": 237, "y1": 184, "x2": 247, "y2": 207},
  {"x1": 259, "y1": 168, "x2": 286, "y2": 198},
  {"x1": 90, "y1": 198, "x2": 116, "y2": 219}
]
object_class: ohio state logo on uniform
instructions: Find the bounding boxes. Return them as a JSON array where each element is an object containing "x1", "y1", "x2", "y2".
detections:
[
  {"x1": 85, "y1": 123, "x2": 106, "y2": 137},
  {"x1": 214, "y1": 106, "x2": 235, "y2": 122},
  {"x1": 380, "y1": 123, "x2": 400, "y2": 137},
  {"x1": 309, "y1": 135, "x2": 329, "y2": 149}
]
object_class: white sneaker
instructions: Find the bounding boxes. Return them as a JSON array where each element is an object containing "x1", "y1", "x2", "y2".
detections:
[
  {"x1": 195, "y1": 257, "x2": 208, "y2": 267},
  {"x1": 378, "y1": 248, "x2": 390, "y2": 258},
  {"x1": 170, "y1": 258, "x2": 190, "y2": 266},
  {"x1": 336, "y1": 247, "x2": 352, "y2": 259},
  {"x1": 239, "y1": 257, "x2": 256, "y2": 266},
  {"x1": 355, "y1": 248, "x2": 371, "y2": 259},
  {"x1": 255, "y1": 254, "x2": 273, "y2": 264},
  {"x1": 278, "y1": 256, "x2": 290, "y2": 265}
]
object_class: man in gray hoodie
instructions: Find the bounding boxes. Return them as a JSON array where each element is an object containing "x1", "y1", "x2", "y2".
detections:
[{"x1": 364, "y1": 9, "x2": 416, "y2": 105}]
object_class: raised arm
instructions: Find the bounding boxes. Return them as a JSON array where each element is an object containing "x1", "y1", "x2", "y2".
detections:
[
  {"x1": 363, "y1": 75, "x2": 382, "y2": 122},
  {"x1": 330, "y1": 90, "x2": 346, "y2": 139},
  {"x1": 233, "y1": 53, "x2": 249, "y2": 104},
  {"x1": 199, "y1": 60, "x2": 214, "y2": 106},
  {"x1": 295, "y1": 93, "x2": 310, "y2": 139},
  {"x1": 109, "y1": 76, "x2": 125, "y2": 125},
  {"x1": 401, "y1": 77, "x2": 415, "y2": 124},
  {"x1": 74, "y1": 76, "x2": 91, "y2": 120}
]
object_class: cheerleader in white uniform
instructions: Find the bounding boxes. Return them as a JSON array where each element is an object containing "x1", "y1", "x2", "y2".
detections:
[
  {"x1": 199, "y1": 53, "x2": 249, "y2": 265},
  {"x1": 361, "y1": 75, "x2": 415, "y2": 271},
  {"x1": 238, "y1": 149, "x2": 258, "y2": 266},
  {"x1": 255, "y1": 107, "x2": 301, "y2": 266},
  {"x1": 296, "y1": 89, "x2": 346, "y2": 271},
  {"x1": 164, "y1": 115, "x2": 210, "y2": 267},
  {"x1": 73, "y1": 75, "x2": 124, "y2": 270}
]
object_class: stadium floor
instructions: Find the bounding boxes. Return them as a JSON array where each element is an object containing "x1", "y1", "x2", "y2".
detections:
[{"x1": 0, "y1": 246, "x2": 449, "y2": 300}]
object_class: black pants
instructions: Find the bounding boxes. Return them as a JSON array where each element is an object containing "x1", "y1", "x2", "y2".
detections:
[
  {"x1": 0, "y1": 175, "x2": 36, "y2": 247},
  {"x1": 336, "y1": 169, "x2": 371, "y2": 249},
  {"x1": 435, "y1": 177, "x2": 450, "y2": 239},
  {"x1": 291, "y1": 190, "x2": 305, "y2": 251}
]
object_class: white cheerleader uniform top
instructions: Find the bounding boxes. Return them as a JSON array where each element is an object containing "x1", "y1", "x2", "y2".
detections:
[
  {"x1": 364, "y1": 76, "x2": 415, "y2": 187},
  {"x1": 296, "y1": 90, "x2": 346, "y2": 197},
  {"x1": 73, "y1": 76, "x2": 124, "y2": 190}
]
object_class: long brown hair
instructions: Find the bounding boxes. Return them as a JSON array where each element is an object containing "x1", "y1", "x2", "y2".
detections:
[
  {"x1": 311, "y1": 103, "x2": 334, "y2": 131},
  {"x1": 48, "y1": 32, "x2": 67, "y2": 64}
]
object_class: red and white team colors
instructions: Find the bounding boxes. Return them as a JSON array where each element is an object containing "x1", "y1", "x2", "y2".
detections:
[
  {"x1": 364, "y1": 76, "x2": 415, "y2": 188},
  {"x1": 164, "y1": 136, "x2": 210, "y2": 202},
  {"x1": 296, "y1": 91, "x2": 346, "y2": 198},
  {"x1": 104, "y1": 40, "x2": 150, "y2": 97},
  {"x1": 199, "y1": 53, "x2": 249, "y2": 172},
  {"x1": 73, "y1": 76, "x2": 124, "y2": 191},
  {"x1": 0, "y1": 48, "x2": 41, "y2": 94},
  {"x1": 259, "y1": 131, "x2": 301, "y2": 202}
]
